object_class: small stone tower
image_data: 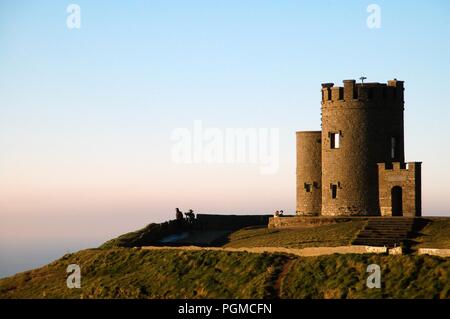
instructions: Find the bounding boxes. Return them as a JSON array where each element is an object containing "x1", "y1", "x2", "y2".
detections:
[
  {"x1": 296, "y1": 131, "x2": 322, "y2": 216},
  {"x1": 296, "y1": 79, "x2": 421, "y2": 217}
]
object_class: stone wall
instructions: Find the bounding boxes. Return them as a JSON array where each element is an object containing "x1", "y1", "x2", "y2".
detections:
[
  {"x1": 377, "y1": 162, "x2": 421, "y2": 217},
  {"x1": 196, "y1": 214, "x2": 271, "y2": 230},
  {"x1": 418, "y1": 248, "x2": 450, "y2": 257}
]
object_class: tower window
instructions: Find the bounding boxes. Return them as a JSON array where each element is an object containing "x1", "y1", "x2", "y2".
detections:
[
  {"x1": 330, "y1": 133, "x2": 340, "y2": 149},
  {"x1": 304, "y1": 183, "x2": 311, "y2": 192},
  {"x1": 331, "y1": 184, "x2": 338, "y2": 199},
  {"x1": 390, "y1": 137, "x2": 396, "y2": 159}
]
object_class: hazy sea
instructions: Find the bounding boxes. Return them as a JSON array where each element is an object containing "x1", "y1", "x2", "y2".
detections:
[{"x1": 0, "y1": 237, "x2": 105, "y2": 279}]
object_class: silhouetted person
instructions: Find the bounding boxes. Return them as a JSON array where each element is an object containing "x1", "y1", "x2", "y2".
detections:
[
  {"x1": 176, "y1": 208, "x2": 183, "y2": 220},
  {"x1": 184, "y1": 209, "x2": 195, "y2": 223},
  {"x1": 279, "y1": 210, "x2": 284, "y2": 216}
]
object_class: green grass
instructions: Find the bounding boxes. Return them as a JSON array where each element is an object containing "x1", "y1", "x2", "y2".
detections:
[
  {"x1": 223, "y1": 220, "x2": 366, "y2": 248},
  {"x1": 0, "y1": 248, "x2": 287, "y2": 299},
  {"x1": 416, "y1": 219, "x2": 450, "y2": 249},
  {"x1": 0, "y1": 248, "x2": 448, "y2": 299},
  {"x1": 282, "y1": 254, "x2": 450, "y2": 299}
]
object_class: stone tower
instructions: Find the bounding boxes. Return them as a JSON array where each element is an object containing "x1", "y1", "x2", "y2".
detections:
[
  {"x1": 296, "y1": 131, "x2": 322, "y2": 216},
  {"x1": 296, "y1": 79, "x2": 421, "y2": 217}
]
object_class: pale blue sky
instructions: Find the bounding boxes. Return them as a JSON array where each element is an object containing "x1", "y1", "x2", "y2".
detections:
[{"x1": 0, "y1": 1, "x2": 449, "y2": 277}]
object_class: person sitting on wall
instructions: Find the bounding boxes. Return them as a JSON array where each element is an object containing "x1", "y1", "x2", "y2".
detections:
[
  {"x1": 279, "y1": 210, "x2": 284, "y2": 216},
  {"x1": 176, "y1": 208, "x2": 184, "y2": 220},
  {"x1": 274, "y1": 210, "x2": 280, "y2": 217},
  {"x1": 184, "y1": 210, "x2": 195, "y2": 223}
]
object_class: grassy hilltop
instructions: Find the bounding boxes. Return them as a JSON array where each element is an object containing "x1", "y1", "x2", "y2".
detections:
[
  {"x1": 0, "y1": 248, "x2": 448, "y2": 299},
  {"x1": 1, "y1": 218, "x2": 449, "y2": 299}
]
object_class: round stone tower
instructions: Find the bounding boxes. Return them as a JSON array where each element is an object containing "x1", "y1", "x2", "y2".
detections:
[
  {"x1": 296, "y1": 131, "x2": 322, "y2": 216},
  {"x1": 320, "y1": 79, "x2": 405, "y2": 216}
]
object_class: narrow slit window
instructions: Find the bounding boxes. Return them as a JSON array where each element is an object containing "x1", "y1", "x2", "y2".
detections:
[
  {"x1": 390, "y1": 137, "x2": 396, "y2": 159},
  {"x1": 330, "y1": 133, "x2": 340, "y2": 149},
  {"x1": 304, "y1": 183, "x2": 311, "y2": 193},
  {"x1": 331, "y1": 184, "x2": 337, "y2": 199}
]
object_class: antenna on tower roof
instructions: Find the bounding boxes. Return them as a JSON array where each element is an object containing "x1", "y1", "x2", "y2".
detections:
[{"x1": 359, "y1": 76, "x2": 367, "y2": 84}]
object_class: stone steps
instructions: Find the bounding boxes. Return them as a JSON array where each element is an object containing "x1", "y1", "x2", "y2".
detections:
[
  {"x1": 351, "y1": 217, "x2": 429, "y2": 249},
  {"x1": 357, "y1": 230, "x2": 416, "y2": 236}
]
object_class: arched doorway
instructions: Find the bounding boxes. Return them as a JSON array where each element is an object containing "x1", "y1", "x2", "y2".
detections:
[{"x1": 391, "y1": 186, "x2": 403, "y2": 216}]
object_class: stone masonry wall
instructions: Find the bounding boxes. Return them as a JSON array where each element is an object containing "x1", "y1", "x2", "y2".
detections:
[{"x1": 378, "y1": 162, "x2": 422, "y2": 217}]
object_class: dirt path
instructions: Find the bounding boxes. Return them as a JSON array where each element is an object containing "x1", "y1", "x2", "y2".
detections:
[
  {"x1": 141, "y1": 245, "x2": 372, "y2": 256},
  {"x1": 273, "y1": 259, "x2": 294, "y2": 298}
]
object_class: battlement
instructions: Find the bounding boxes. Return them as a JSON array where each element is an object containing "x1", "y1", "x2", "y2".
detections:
[
  {"x1": 377, "y1": 162, "x2": 421, "y2": 171},
  {"x1": 321, "y1": 79, "x2": 404, "y2": 104}
]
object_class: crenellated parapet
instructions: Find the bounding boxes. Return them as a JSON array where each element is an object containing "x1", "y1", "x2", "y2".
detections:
[
  {"x1": 378, "y1": 162, "x2": 420, "y2": 171},
  {"x1": 321, "y1": 79, "x2": 404, "y2": 106}
]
